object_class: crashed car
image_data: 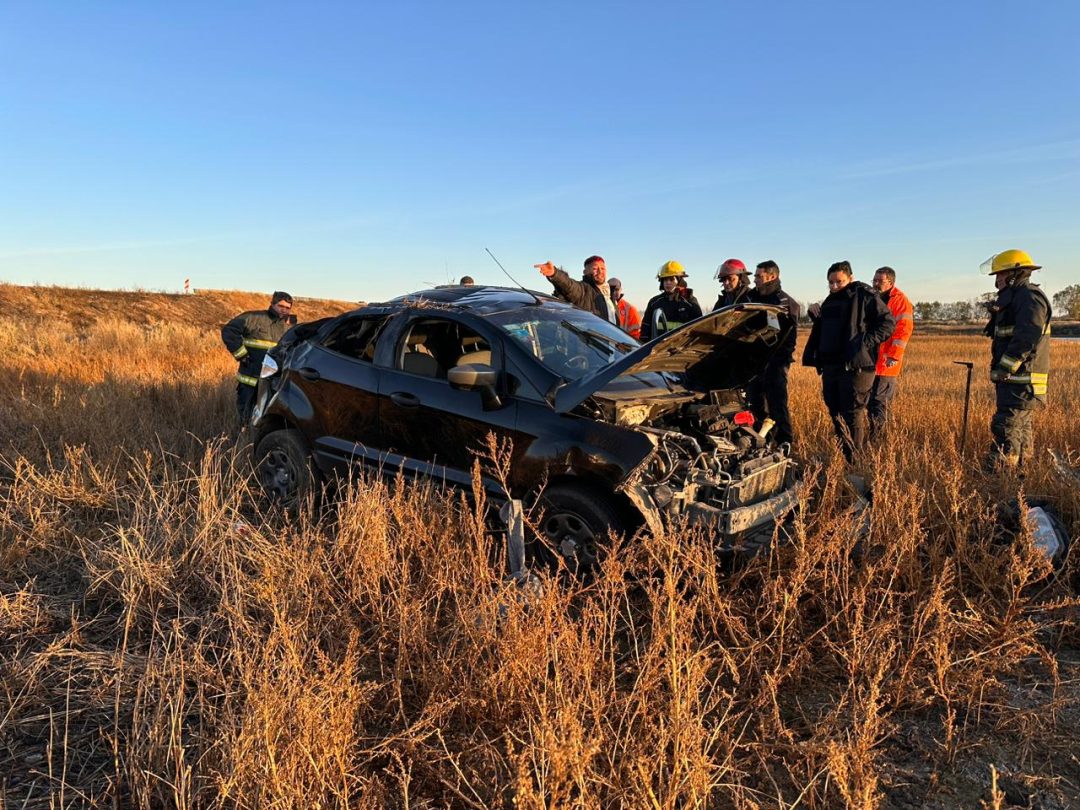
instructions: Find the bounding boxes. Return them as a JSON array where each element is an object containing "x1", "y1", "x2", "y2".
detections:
[{"x1": 251, "y1": 285, "x2": 800, "y2": 568}]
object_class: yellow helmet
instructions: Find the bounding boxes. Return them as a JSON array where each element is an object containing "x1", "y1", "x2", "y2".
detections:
[
  {"x1": 657, "y1": 260, "x2": 687, "y2": 279},
  {"x1": 982, "y1": 249, "x2": 1041, "y2": 275}
]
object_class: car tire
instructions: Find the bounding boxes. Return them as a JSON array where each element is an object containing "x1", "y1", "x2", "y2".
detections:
[
  {"x1": 534, "y1": 484, "x2": 625, "y2": 576},
  {"x1": 254, "y1": 429, "x2": 319, "y2": 508}
]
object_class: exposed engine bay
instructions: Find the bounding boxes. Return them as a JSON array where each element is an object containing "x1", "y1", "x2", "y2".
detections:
[{"x1": 611, "y1": 387, "x2": 800, "y2": 540}]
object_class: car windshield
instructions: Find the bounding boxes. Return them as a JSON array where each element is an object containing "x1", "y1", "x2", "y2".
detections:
[{"x1": 488, "y1": 306, "x2": 640, "y2": 380}]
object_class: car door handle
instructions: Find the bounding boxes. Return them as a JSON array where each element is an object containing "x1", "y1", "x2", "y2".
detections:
[
  {"x1": 390, "y1": 392, "x2": 420, "y2": 408},
  {"x1": 297, "y1": 367, "x2": 321, "y2": 381}
]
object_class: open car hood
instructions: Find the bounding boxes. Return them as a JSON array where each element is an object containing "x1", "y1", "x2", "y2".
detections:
[{"x1": 553, "y1": 303, "x2": 793, "y2": 414}]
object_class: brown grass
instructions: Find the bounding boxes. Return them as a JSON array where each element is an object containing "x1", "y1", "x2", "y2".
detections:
[{"x1": 1, "y1": 287, "x2": 1078, "y2": 808}]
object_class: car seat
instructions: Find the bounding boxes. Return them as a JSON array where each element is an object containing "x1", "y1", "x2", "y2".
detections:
[{"x1": 401, "y1": 331, "x2": 444, "y2": 377}]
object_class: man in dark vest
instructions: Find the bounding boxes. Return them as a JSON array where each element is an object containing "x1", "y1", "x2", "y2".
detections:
[
  {"x1": 982, "y1": 249, "x2": 1052, "y2": 470},
  {"x1": 221, "y1": 291, "x2": 297, "y2": 424}
]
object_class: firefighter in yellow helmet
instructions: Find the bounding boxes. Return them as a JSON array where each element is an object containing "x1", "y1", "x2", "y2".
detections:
[
  {"x1": 981, "y1": 249, "x2": 1052, "y2": 469},
  {"x1": 640, "y1": 261, "x2": 703, "y2": 341}
]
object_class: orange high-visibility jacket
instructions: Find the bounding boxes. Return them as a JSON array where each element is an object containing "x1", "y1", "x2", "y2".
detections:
[
  {"x1": 616, "y1": 298, "x2": 642, "y2": 340},
  {"x1": 875, "y1": 286, "x2": 914, "y2": 376}
]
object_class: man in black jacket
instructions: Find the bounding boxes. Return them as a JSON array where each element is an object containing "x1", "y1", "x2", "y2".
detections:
[
  {"x1": 748, "y1": 260, "x2": 800, "y2": 446},
  {"x1": 221, "y1": 291, "x2": 298, "y2": 423},
  {"x1": 802, "y1": 261, "x2": 895, "y2": 461},
  {"x1": 535, "y1": 255, "x2": 617, "y2": 323}
]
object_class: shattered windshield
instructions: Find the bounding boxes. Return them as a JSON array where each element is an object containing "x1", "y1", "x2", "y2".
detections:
[{"x1": 489, "y1": 306, "x2": 640, "y2": 381}]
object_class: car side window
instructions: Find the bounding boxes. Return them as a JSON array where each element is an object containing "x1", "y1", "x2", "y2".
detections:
[
  {"x1": 397, "y1": 318, "x2": 492, "y2": 380},
  {"x1": 320, "y1": 315, "x2": 388, "y2": 362}
]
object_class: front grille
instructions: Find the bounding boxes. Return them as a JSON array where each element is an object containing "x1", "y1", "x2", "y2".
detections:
[{"x1": 726, "y1": 457, "x2": 790, "y2": 508}]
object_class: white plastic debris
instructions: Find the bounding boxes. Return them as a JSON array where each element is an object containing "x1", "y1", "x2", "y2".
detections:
[{"x1": 1026, "y1": 506, "x2": 1064, "y2": 563}]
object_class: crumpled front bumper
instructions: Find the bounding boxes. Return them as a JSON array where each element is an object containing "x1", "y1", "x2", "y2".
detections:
[{"x1": 684, "y1": 484, "x2": 800, "y2": 534}]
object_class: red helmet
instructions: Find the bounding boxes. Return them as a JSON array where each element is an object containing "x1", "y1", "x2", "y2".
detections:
[{"x1": 716, "y1": 258, "x2": 748, "y2": 280}]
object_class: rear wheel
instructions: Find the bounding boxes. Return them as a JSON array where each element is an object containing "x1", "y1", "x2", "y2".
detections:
[
  {"x1": 254, "y1": 429, "x2": 319, "y2": 508},
  {"x1": 534, "y1": 485, "x2": 625, "y2": 576}
]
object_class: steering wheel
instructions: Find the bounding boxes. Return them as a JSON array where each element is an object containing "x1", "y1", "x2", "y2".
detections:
[
  {"x1": 565, "y1": 354, "x2": 589, "y2": 371},
  {"x1": 652, "y1": 309, "x2": 670, "y2": 335}
]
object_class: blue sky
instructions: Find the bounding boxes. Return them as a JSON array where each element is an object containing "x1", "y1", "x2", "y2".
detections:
[{"x1": 2, "y1": 1, "x2": 1078, "y2": 309}]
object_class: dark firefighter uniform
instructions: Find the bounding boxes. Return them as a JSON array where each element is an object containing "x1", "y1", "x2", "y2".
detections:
[
  {"x1": 748, "y1": 278, "x2": 800, "y2": 446},
  {"x1": 221, "y1": 301, "x2": 297, "y2": 422},
  {"x1": 640, "y1": 286, "x2": 703, "y2": 342},
  {"x1": 986, "y1": 273, "x2": 1051, "y2": 467}
]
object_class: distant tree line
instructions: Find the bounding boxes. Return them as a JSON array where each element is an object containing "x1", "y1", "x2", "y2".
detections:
[
  {"x1": 910, "y1": 294, "x2": 996, "y2": 322},
  {"x1": 905, "y1": 286, "x2": 1080, "y2": 322}
]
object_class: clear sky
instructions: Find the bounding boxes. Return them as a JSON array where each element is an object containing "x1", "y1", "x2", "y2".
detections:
[{"x1": 2, "y1": 1, "x2": 1078, "y2": 310}]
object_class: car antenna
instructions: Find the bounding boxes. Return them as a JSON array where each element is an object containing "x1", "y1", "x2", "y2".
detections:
[{"x1": 485, "y1": 248, "x2": 544, "y2": 305}]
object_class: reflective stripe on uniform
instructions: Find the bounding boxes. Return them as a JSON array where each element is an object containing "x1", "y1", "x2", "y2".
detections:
[
  {"x1": 995, "y1": 322, "x2": 1051, "y2": 338},
  {"x1": 998, "y1": 354, "x2": 1022, "y2": 373},
  {"x1": 1003, "y1": 371, "x2": 1048, "y2": 396},
  {"x1": 232, "y1": 345, "x2": 249, "y2": 359},
  {"x1": 243, "y1": 338, "x2": 278, "y2": 350},
  {"x1": 892, "y1": 338, "x2": 907, "y2": 348},
  {"x1": 236, "y1": 373, "x2": 259, "y2": 387},
  {"x1": 896, "y1": 313, "x2": 913, "y2": 321}
]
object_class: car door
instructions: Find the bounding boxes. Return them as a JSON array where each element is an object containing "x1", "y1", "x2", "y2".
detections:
[
  {"x1": 285, "y1": 313, "x2": 391, "y2": 472},
  {"x1": 374, "y1": 312, "x2": 523, "y2": 495}
]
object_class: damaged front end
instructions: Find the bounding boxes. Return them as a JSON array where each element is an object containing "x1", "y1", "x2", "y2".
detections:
[{"x1": 616, "y1": 390, "x2": 801, "y2": 551}]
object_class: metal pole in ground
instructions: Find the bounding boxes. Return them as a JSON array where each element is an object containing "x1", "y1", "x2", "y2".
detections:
[{"x1": 953, "y1": 360, "x2": 974, "y2": 453}]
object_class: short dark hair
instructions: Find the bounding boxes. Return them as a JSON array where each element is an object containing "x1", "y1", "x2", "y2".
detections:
[
  {"x1": 875, "y1": 266, "x2": 896, "y2": 283},
  {"x1": 271, "y1": 291, "x2": 293, "y2": 305},
  {"x1": 583, "y1": 255, "x2": 605, "y2": 268},
  {"x1": 459, "y1": 275, "x2": 475, "y2": 285},
  {"x1": 827, "y1": 261, "x2": 852, "y2": 278},
  {"x1": 756, "y1": 260, "x2": 779, "y2": 275}
]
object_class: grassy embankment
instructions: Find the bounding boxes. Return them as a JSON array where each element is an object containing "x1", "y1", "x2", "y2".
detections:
[{"x1": 1, "y1": 283, "x2": 1078, "y2": 808}]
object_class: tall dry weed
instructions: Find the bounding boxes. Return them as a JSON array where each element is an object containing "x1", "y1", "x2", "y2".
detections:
[{"x1": 1, "y1": 302, "x2": 1079, "y2": 808}]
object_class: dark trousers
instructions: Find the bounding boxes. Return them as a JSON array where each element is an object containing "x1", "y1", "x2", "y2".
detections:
[
  {"x1": 821, "y1": 367, "x2": 875, "y2": 461},
  {"x1": 748, "y1": 362, "x2": 794, "y2": 446},
  {"x1": 235, "y1": 382, "x2": 257, "y2": 425},
  {"x1": 990, "y1": 383, "x2": 1037, "y2": 466},
  {"x1": 867, "y1": 375, "x2": 899, "y2": 440}
]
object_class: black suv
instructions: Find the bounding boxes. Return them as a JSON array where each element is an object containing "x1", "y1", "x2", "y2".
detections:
[{"x1": 251, "y1": 286, "x2": 799, "y2": 567}]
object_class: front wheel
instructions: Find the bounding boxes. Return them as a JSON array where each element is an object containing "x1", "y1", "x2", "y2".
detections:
[
  {"x1": 534, "y1": 484, "x2": 625, "y2": 576},
  {"x1": 253, "y1": 429, "x2": 319, "y2": 508}
]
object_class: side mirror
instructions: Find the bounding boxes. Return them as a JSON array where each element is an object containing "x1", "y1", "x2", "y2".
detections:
[{"x1": 448, "y1": 363, "x2": 503, "y2": 409}]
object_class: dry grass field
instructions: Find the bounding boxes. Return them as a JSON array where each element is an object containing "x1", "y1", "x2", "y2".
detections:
[{"x1": 1, "y1": 284, "x2": 1078, "y2": 809}]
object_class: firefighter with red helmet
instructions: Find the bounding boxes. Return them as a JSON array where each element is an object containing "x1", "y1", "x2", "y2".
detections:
[
  {"x1": 640, "y1": 261, "x2": 702, "y2": 342},
  {"x1": 713, "y1": 258, "x2": 752, "y2": 309}
]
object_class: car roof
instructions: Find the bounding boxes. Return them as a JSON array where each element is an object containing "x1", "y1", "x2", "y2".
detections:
[{"x1": 383, "y1": 285, "x2": 566, "y2": 316}]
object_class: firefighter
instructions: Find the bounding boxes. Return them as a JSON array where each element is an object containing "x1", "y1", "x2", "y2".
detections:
[
  {"x1": 535, "y1": 255, "x2": 617, "y2": 322},
  {"x1": 640, "y1": 261, "x2": 703, "y2": 342},
  {"x1": 802, "y1": 261, "x2": 895, "y2": 462},
  {"x1": 221, "y1": 291, "x2": 297, "y2": 424},
  {"x1": 748, "y1": 260, "x2": 800, "y2": 446},
  {"x1": 868, "y1": 266, "x2": 915, "y2": 440},
  {"x1": 608, "y1": 277, "x2": 642, "y2": 340},
  {"x1": 982, "y1": 249, "x2": 1051, "y2": 469},
  {"x1": 713, "y1": 258, "x2": 752, "y2": 310}
]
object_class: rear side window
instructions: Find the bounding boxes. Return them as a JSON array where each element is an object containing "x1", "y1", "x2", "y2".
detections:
[{"x1": 320, "y1": 316, "x2": 388, "y2": 362}]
